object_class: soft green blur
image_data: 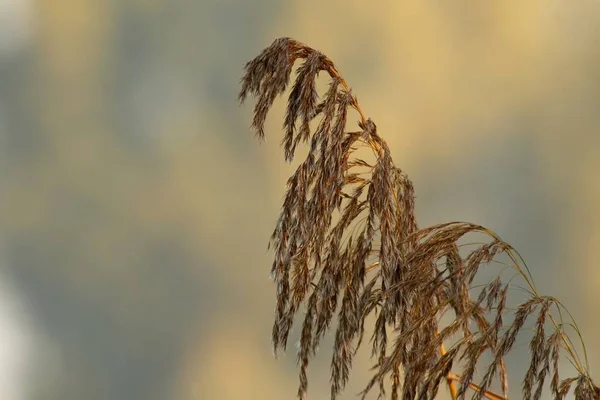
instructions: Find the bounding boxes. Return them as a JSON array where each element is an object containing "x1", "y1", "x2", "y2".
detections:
[{"x1": 0, "y1": 1, "x2": 599, "y2": 399}]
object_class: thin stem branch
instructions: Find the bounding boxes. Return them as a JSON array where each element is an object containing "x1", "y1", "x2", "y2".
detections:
[
  {"x1": 446, "y1": 373, "x2": 507, "y2": 400},
  {"x1": 327, "y1": 65, "x2": 367, "y2": 126}
]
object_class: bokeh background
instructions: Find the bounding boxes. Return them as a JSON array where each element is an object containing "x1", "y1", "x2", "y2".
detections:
[{"x1": 0, "y1": 1, "x2": 599, "y2": 399}]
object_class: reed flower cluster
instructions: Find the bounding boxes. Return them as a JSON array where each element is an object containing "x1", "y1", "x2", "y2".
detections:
[{"x1": 240, "y1": 37, "x2": 598, "y2": 400}]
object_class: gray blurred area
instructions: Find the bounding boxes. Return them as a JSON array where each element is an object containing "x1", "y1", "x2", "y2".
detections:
[{"x1": 0, "y1": 1, "x2": 599, "y2": 399}]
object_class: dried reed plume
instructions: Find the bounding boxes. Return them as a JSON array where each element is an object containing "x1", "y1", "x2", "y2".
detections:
[{"x1": 239, "y1": 37, "x2": 599, "y2": 400}]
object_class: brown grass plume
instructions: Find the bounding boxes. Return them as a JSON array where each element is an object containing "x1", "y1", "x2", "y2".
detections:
[{"x1": 239, "y1": 37, "x2": 599, "y2": 400}]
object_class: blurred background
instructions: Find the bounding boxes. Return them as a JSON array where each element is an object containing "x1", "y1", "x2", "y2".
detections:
[{"x1": 0, "y1": 1, "x2": 599, "y2": 399}]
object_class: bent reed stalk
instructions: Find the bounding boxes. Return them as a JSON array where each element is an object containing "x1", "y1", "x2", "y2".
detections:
[{"x1": 239, "y1": 37, "x2": 599, "y2": 400}]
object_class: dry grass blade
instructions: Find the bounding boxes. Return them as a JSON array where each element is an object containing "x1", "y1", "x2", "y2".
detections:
[{"x1": 240, "y1": 37, "x2": 598, "y2": 400}]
